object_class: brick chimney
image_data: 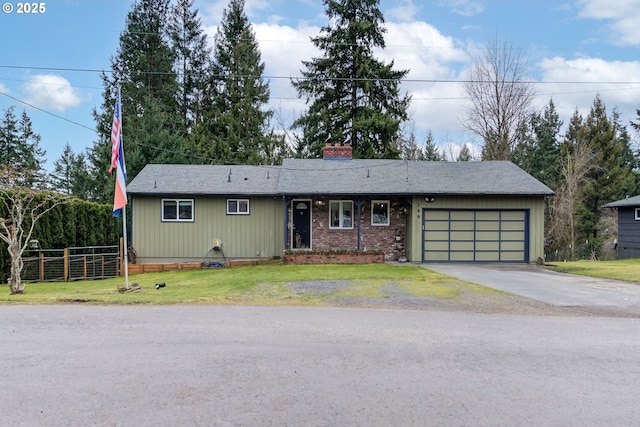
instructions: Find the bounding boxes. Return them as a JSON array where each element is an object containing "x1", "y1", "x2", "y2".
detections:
[{"x1": 323, "y1": 142, "x2": 352, "y2": 160}]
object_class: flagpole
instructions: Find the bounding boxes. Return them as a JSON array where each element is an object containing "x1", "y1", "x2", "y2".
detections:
[
  {"x1": 122, "y1": 199, "x2": 129, "y2": 289},
  {"x1": 119, "y1": 86, "x2": 129, "y2": 289}
]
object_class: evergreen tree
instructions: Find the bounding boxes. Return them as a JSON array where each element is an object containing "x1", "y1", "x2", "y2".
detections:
[
  {"x1": 457, "y1": 144, "x2": 472, "y2": 161},
  {"x1": 292, "y1": 0, "x2": 410, "y2": 159},
  {"x1": 50, "y1": 143, "x2": 75, "y2": 195},
  {"x1": 556, "y1": 96, "x2": 633, "y2": 258},
  {"x1": 50, "y1": 143, "x2": 92, "y2": 199},
  {"x1": 0, "y1": 107, "x2": 46, "y2": 188},
  {"x1": 189, "y1": 0, "x2": 282, "y2": 165},
  {"x1": 513, "y1": 99, "x2": 562, "y2": 188},
  {"x1": 89, "y1": 0, "x2": 183, "y2": 203},
  {"x1": 423, "y1": 131, "x2": 442, "y2": 161},
  {"x1": 168, "y1": 0, "x2": 212, "y2": 131}
]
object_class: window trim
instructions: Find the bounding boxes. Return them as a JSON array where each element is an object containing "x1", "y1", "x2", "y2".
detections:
[
  {"x1": 635, "y1": 207, "x2": 640, "y2": 221},
  {"x1": 371, "y1": 200, "x2": 390, "y2": 226},
  {"x1": 329, "y1": 200, "x2": 354, "y2": 230},
  {"x1": 227, "y1": 198, "x2": 250, "y2": 215},
  {"x1": 161, "y1": 198, "x2": 194, "y2": 222}
]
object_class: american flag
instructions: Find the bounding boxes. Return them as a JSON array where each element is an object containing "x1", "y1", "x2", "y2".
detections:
[
  {"x1": 109, "y1": 88, "x2": 122, "y2": 175},
  {"x1": 110, "y1": 87, "x2": 127, "y2": 217}
]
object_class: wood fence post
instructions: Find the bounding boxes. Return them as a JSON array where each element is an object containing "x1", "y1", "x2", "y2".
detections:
[
  {"x1": 39, "y1": 252, "x2": 44, "y2": 282},
  {"x1": 64, "y1": 248, "x2": 69, "y2": 282}
]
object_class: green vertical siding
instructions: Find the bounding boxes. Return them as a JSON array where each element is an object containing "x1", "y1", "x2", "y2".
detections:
[
  {"x1": 131, "y1": 196, "x2": 284, "y2": 263},
  {"x1": 406, "y1": 196, "x2": 546, "y2": 263}
]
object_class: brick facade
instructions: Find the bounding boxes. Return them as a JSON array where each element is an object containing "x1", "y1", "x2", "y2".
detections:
[{"x1": 288, "y1": 197, "x2": 407, "y2": 260}]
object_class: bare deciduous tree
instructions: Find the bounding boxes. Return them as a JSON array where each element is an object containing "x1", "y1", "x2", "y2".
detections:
[
  {"x1": 0, "y1": 165, "x2": 68, "y2": 294},
  {"x1": 547, "y1": 144, "x2": 597, "y2": 261},
  {"x1": 462, "y1": 35, "x2": 536, "y2": 160}
]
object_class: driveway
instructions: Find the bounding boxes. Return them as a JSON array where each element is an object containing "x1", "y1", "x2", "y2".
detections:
[{"x1": 425, "y1": 263, "x2": 640, "y2": 308}]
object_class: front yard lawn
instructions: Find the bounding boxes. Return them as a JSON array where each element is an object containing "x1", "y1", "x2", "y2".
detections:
[{"x1": 545, "y1": 258, "x2": 640, "y2": 283}]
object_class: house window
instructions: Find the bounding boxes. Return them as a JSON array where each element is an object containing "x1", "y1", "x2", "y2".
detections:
[
  {"x1": 227, "y1": 199, "x2": 250, "y2": 215},
  {"x1": 329, "y1": 200, "x2": 353, "y2": 229},
  {"x1": 371, "y1": 200, "x2": 390, "y2": 226},
  {"x1": 162, "y1": 199, "x2": 194, "y2": 222},
  {"x1": 635, "y1": 208, "x2": 640, "y2": 220}
]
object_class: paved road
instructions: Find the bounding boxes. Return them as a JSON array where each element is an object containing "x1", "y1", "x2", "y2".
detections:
[
  {"x1": 425, "y1": 263, "x2": 640, "y2": 308},
  {"x1": 2, "y1": 305, "x2": 640, "y2": 426}
]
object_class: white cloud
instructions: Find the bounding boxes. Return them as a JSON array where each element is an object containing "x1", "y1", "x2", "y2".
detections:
[
  {"x1": 537, "y1": 56, "x2": 640, "y2": 128},
  {"x1": 386, "y1": 0, "x2": 420, "y2": 22},
  {"x1": 438, "y1": 0, "x2": 484, "y2": 17},
  {"x1": 0, "y1": 82, "x2": 8, "y2": 94},
  {"x1": 576, "y1": 0, "x2": 640, "y2": 46},
  {"x1": 22, "y1": 74, "x2": 82, "y2": 112}
]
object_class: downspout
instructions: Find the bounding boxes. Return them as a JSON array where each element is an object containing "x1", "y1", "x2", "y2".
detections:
[
  {"x1": 283, "y1": 197, "x2": 290, "y2": 249},
  {"x1": 355, "y1": 200, "x2": 364, "y2": 250}
]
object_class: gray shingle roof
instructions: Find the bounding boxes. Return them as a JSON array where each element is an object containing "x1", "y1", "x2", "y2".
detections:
[
  {"x1": 604, "y1": 195, "x2": 640, "y2": 208},
  {"x1": 127, "y1": 160, "x2": 554, "y2": 197},
  {"x1": 278, "y1": 159, "x2": 554, "y2": 196},
  {"x1": 127, "y1": 164, "x2": 281, "y2": 195}
]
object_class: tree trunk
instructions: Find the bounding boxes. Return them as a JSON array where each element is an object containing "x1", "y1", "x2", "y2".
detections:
[{"x1": 8, "y1": 239, "x2": 25, "y2": 294}]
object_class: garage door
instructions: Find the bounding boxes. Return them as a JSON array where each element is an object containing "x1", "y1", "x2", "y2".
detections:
[{"x1": 423, "y1": 209, "x2": 528, "y2": 262}]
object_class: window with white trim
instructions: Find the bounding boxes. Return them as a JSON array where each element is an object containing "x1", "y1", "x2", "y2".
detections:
[
  {"x1": 329, "y1": 200, "x2": 353, "y2": 229},
  {"x1": 227, "y1": 199, "x2": 250, "y2": 215},
  {"x1": 635, "y1": 207, "x2": 640, "y2": 220},
  {"x1": 371, "y1": 200, "x2": 390, "y2": 226},
  {"x1": 162, "y1": 199, "x2": 194, "y2": 222}
]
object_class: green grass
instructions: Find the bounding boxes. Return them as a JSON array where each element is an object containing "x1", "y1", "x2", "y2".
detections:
[
  {"x1": 0, "y1": 263, "x2": 469, "y2": 306},
  {"x1": 546, "y1": 258, "x2": 640, "y2": 283}
]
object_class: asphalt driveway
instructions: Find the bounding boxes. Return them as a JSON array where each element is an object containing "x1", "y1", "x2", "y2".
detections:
[{"x1": 425, "y1": 263, "x2": 640, "y2": 308}]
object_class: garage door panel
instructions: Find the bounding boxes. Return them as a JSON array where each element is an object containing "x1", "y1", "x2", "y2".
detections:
[
  {"x1": 476, "y1": 241, "x2": 499, "y2": 251},
  {"x1": 425, "y1": 231, "x2": 449, "y2": 240},
  {"x1": 451, "y1": 231, "x2": 474, "y2": 240},
  {"x1": 501, "y1": 231, "x2": 524, "y2": 241},
  {"x1": 476, "y1": 211, "x2": 500, "y2": 220},
  {"x1": 501, "y1": 252, "x2": 525, "y2": 261},
  {"x1": 451, "y1": 211, "x2": 474, "y2": 220},
  {"x1": 427, "y1": 241, "x2": 450, "y2": 251},
  {"x1": 424, "y1": 251, "x2": 450, "y2": 261},
  {"x1": 450, "y1": 241, "x2": 474, "y2": 251},
  {"x1": 476, "y1": 222, "x2": 499, "y2": 231},
  {"x1": 425, "y1": 221, "x2": 450, "y2": 231},
  {"x1": 423, "y1": 209, "x2": 527, "y2": 263},
  {"x1": 476, "y1": 252, "x2": 500, "y2": 261},
  {"x1": 476, "y1": 231, "x2": 499, "y2": 241},
  {"x1": 502, "y1": 211, "x2": 525, "y2": 220},
  {"x1": 450, "y1": 251, "x2": 474, "y2": 261},
  {"x1": 425, "y1": 211, "x2": 449, "y2": 220},
  {"x1": 451, "y1": 221, "x2": 475, "y2": 231},
  {"x1": 501, "y1": 241, "x2": 525, "y2": 251},
  {"x1": 502, "y1": 222, "x2": 525, "y2": 231}
]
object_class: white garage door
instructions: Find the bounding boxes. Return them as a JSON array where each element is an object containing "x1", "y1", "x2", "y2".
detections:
[{"x1": 423, "y1": 209, "x2": 528, "y2": 262}]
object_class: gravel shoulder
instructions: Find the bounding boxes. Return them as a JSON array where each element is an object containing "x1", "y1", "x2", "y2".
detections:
[{"x1": 283, "y1": 279, "x2": 640, "y2": 318}]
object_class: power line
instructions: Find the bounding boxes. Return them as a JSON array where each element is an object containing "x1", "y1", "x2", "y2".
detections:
[{"x1": 1, "y1": 64, "x2": 640, "y2": 85}]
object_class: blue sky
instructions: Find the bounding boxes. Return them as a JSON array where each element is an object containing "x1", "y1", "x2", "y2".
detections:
[{"x1": 1, "y1": 0, "x2": 639, "y2": 169}]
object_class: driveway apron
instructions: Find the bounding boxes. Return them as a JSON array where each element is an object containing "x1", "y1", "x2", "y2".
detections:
[{"x1": 424, "y1": 263, "x2": 640, "y2": 308}]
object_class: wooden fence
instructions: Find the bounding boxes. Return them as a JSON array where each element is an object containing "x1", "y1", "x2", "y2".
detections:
[{"x1": 21, "y1": 244, "x2": 120, "y2": 283}]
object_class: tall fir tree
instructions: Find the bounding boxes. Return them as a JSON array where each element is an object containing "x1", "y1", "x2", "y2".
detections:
[
  {"x1": 513, "y1": 98, "x2": 562, "y2": 188},
  {"x1": 0, "y1": 107, "x2": 46, "y2": 188},
  {"x1": 189, "y1": 0, "x2": 284, "y2": 165},
  {"x1": 423, "y1": 131, "x2": 442, "y2": 161},
  {"x1": 89, "y1": 0, "x2": 184, "y2": 204},
  {"x1": 50, "y1": 143, "x2": 75, "y2": 196},
  {"x1": 292, "y1": 0, "x2": 410, "y2": 159},
  {"x1": 168, "y1": 0, "x2": 212, "y2": 132}
]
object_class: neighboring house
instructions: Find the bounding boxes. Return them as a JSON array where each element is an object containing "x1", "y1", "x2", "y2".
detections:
[
  {"x1": 127, "y1": 143, "x2": 554, "y2": 264},
  {"x1": 604, "y1": 195, "x2": 640, "y2": 259}
]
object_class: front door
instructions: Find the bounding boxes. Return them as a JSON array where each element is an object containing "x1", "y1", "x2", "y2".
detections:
[{"x1": 292, "y1": 200, "x2": 311, "y2": 249}]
